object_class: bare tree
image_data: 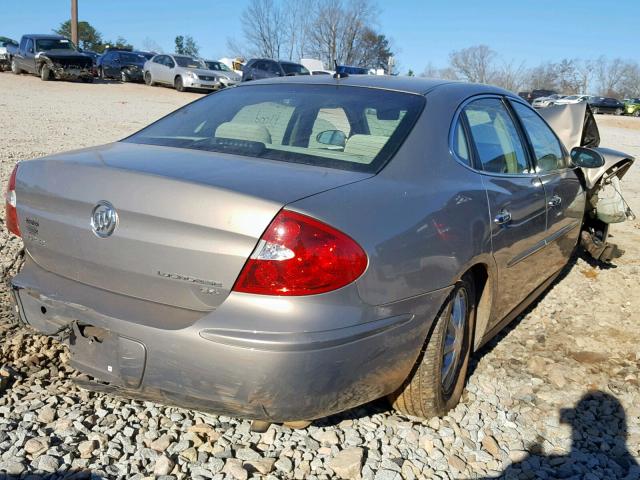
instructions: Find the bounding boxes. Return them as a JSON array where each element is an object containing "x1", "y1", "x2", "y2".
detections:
[
  {"x1": 597, "y1": 57, "x2": 632, "y2": 96},
  {"x1": 420, "y1": 62, "x2": 458, "y2": 80},
  {"x1": 308, "y1": 0, "x2": 379, "y2": 67},
  {"x1": 527, "y1": 62, "x2": 559, "y2": 91},
  {"x1": 492, "y1": 59, "x2": 526, "y2": 92},
  {"x1": 575, "y1": 59, "x2": 595, "y2": 94},
  {"x1": 142, "y1": 37, "x2": 163, "y2": 54},
  {"x1": 283, "y1": 0, "x2": 315, "y2": 60},
  {"x1": 449, "y1": 45, "x2": 496, "y2": 84},
  {"x1": 241, "y1": 0, "x2": 286, "y2": 58}
]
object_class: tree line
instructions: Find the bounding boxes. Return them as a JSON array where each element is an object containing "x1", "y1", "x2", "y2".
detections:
[
  {"x1": 421, "y1": 45, "x2": 640, "y2": 98},
  {"x1": 228, "y1": 0, "x2": 394, "y2": 72}
]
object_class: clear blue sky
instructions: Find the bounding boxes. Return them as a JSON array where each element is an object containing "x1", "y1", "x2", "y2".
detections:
[{"x1": 3, "y1": 0, "x2": 638, "y2": 72}]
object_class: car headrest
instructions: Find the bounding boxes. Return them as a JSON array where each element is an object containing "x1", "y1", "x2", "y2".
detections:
[{"x1": 215, "y1": 122, "x2": 272, "y2": 144}]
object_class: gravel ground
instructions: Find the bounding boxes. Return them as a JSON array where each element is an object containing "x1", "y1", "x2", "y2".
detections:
[{"x1": 0, "y1": 73, "x2": 639, "y2": 480}]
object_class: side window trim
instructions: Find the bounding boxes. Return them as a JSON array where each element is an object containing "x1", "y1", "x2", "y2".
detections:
[
  {"x1": 450, "y1": 94, "x2": 542, "y2": 177},
  {"x1": 500, "y1": 97, "x2": 537, "y2": 174}
]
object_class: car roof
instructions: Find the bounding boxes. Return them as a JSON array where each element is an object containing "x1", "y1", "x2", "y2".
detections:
[
  {"x1": 235, "y1": 74, "x2": 513, "y2": 97},
  {"x1": 24, "y1": 34, "x2": 67, "y2": 40}
]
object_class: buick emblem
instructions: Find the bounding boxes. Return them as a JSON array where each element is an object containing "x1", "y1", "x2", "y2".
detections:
[{"x1": 90, "y1": 201, "x2": 118, "y2": 238}]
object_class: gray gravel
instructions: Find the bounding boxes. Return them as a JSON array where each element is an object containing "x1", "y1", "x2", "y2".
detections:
[{"x1": 0, "y1": 73, "x2": 639, "y2": 479}]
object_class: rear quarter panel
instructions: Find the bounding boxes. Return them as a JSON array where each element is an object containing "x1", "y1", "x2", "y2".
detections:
[{"x1": 288, "y1": 85, "x2": 495, "y2": 306}]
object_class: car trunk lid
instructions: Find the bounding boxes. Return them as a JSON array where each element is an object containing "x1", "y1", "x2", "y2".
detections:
[{"x1": 16, "y1": 142, "x2": 371, "y2": 311}]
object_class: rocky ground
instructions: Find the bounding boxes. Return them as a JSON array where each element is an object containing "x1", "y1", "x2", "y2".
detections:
[{"x1": 0, "y1": 73, "x2": 638, "y2": 480}]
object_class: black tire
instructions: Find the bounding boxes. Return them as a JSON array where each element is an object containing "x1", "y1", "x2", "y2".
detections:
[
  {"x1": 633, "y1": 110, "x2": 640, "y2": 118},
  {"x1": 120, "y1": 70, "x2": 128, "y2": 82},
  {"x1": 11, "y1": 58, "x2": 21, "y2": 75},
  {"x1": 174, "y1": 76, "x2": 185, "y2": 92},
  {"x1": 615, "y1": 108, "x2": 623, "y2": 116},
  {"x1": 389, "y1": 275, "x2": 476, "y2": 419},
  {"x1": 144, "y1": 71, "x2": 154, "y2": 86},
  {"x1": 592, "y1": 107, "x2": 599, "y2": 114},
  {"x1": 40, "y1": 64, "x2": 51, "y2": 81},
  {"x1": 81, "y1": 76, "x2": 94, "y2": 83},
  {"x1": 99, "y1": 67, "x2": 107, "y2": 80}
]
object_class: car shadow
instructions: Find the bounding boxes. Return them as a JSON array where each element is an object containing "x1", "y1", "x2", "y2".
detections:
[{"x1": 481, "y1": 391, "x2": 640, "y2": 479}]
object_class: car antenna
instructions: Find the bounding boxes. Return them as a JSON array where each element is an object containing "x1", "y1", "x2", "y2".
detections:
[{"x1": 333, "y1": 60, "x2": 348, "y2": 79}]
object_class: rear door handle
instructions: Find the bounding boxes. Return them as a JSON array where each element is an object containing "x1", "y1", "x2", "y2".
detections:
[
  {"x1": 548, "y1": 195, "x2": 562, "y2": 207},
  {"x1": 494, "y1": 210, "x2": 512, "y2": 225}
]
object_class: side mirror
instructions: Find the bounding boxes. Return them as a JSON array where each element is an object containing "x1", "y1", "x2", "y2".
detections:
[
  {"x1": 571, "y1": 147, "x2": 605, "y2": 168},
  {"x1": 316, "y1": 130, "x2": 347, "y2": 147}
]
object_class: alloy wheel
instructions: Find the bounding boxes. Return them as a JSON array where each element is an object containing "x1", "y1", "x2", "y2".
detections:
[{"x1": 441, "y1": 287, "x2": 468, "y2": 393}]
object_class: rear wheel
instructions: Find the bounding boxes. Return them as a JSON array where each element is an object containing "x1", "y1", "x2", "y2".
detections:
[
  {"x1": 99, "y1": 67, "x2": 107, "y2": 80},
  {"x1": 120, "y1": 70, "x2": 128, "y2": 82},
  {"x1": 592, "y1": 107, "x2": 600, "y2": 114},
  {"x1": 174, "y1": 76, "x2": 185, "y2": 92},
  {"x1": 144, "y1": 71, "x2": 154, "y2": 86},
  {"x1": 389, "y1": 276, "x2": 475, "y2": 418},
  {"x1": 615, "y1": 108, "x2": 623, "y2": 116},
  {"x1": 40, "y1": 65, "x2": 51, "y2": 81},
  {"x1": 634, "y1": 110, "x2": 640, "y2": 118}
]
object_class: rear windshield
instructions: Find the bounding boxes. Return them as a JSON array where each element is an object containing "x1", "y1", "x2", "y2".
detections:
[
  {"x1": 281, "y1": 63, "x2": 310, "y2": 75},
  {"x1": 175, "y1": 56, "x2": 204, "y2": 68},
  {"x1": 124, "y1": 84, "x2": 425, "y2": 173},
  {"x1": 120, "y1": 53, "x2": 145, "y2": 63},
  {"x1": 36, "y1": 38, "x2": 75, "y2": 51},
  {"x1": 206, "y1": 61, "x2": 231, "y2": 72}
]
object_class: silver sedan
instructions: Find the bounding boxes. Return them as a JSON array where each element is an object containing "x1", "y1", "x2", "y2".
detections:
[
  {"x1": 143, "y1": 54, "x2": 239, "y2": 92},
  {"x1": 7, "y1": 76, "x2": 634, "y2": 424}
]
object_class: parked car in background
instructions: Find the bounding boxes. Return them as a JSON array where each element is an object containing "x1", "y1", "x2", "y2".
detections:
[
  {"x1": 624, "y1": 98, "x2": 640, "y2": 117},
  {"x1": 80, "y1": 50, "x2": 100, "y2": 65},
  {"x1": 11, "y1": 34, "x2": 93, "y2": 82},
  {"x1": 241, "y1": 59, "x2": 310, "y2": 81},
  {"x1": 0, "y1": 36, "x2": 18, "y2": 71},
  {"x1": 6, "y1": 76, "x2": 634, "y2": 424},
  {"x1": 202, "y1": 60, "x2": 241, "y2": 84},
  {"x1": 220, "y1": 57, "x2": 245, "y2": 76},
  {"x1": 98, "y1": 50, "x2": 151, "y2": 82},
  {"x1": 526, "y1": 89, "x2": 558, "y2": 103},
  {"x1": 588, "y1": 97, "x2": 625, "y2": 115},
  {"x1": 336, "y1": 65, "x2": 370, "y2": 75},
  {"x1": 532, "y1": 94, "x2": 565, "y2": 108},
  {"x1": 553, "y1": 94, "x2": 592, "y2": 105},
  {"x1": 143, "y1": 54, "x2": 235, "y2": 92},
  {"x1": 517, "y1": 91, "x2": 531, "y2": 101}
]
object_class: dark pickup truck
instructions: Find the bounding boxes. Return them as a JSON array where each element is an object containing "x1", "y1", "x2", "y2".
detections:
[{"x1": 11, "y1": 34, "x2": 93, "y2": 82}]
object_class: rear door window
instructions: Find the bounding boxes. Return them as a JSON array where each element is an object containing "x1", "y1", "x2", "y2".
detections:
[
  {"x1": 510, "y1": 101, "x2": 568, "y2": 172},
  {"x1": 463, "y1": 98, "x2": 529, "y2": 174},
  {"x1": 125, "y1": 84, "x2": 425, "y2": 173}
]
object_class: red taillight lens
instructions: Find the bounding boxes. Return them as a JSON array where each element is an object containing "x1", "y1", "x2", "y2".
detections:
[
  {"x1": 5, "y1": 163, "x2": 20, "y2": 237},
  {"x1": 233, "y1": 210, "x2": 367, "y2": 296}
]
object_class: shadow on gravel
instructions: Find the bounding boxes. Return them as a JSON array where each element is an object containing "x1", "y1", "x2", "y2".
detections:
[{"x1": 483, "y1": 391, "x2": 640, "y2": 480}]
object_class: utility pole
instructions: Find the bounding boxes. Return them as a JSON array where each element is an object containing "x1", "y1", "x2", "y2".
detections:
[{"x1": 71, "y1": 0, "x2": 78, "y2": 46}]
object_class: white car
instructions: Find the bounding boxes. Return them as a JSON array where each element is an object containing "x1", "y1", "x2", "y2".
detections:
[
  {"x1": 143, "y1": 54, "x2": 239, "y2": 92},
  {"x1": 554, "y1": 95, "x2": 593, "y2": 105},
  {"x1": 532, "y1": 94, "x2": 565, "y2": 108}
]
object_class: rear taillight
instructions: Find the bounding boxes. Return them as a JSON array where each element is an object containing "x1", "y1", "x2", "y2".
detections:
[
  {"x1": 5, "y1": 163, "x2": 20, "y2": 237},
  {"x1": 233, "y1": 210, "x2": 367, "y2": 296}
]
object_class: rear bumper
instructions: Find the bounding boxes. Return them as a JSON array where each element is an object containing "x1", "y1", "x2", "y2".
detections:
[{"x1": 11, "y1": 257, "x2": 450, "y2": 421}]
